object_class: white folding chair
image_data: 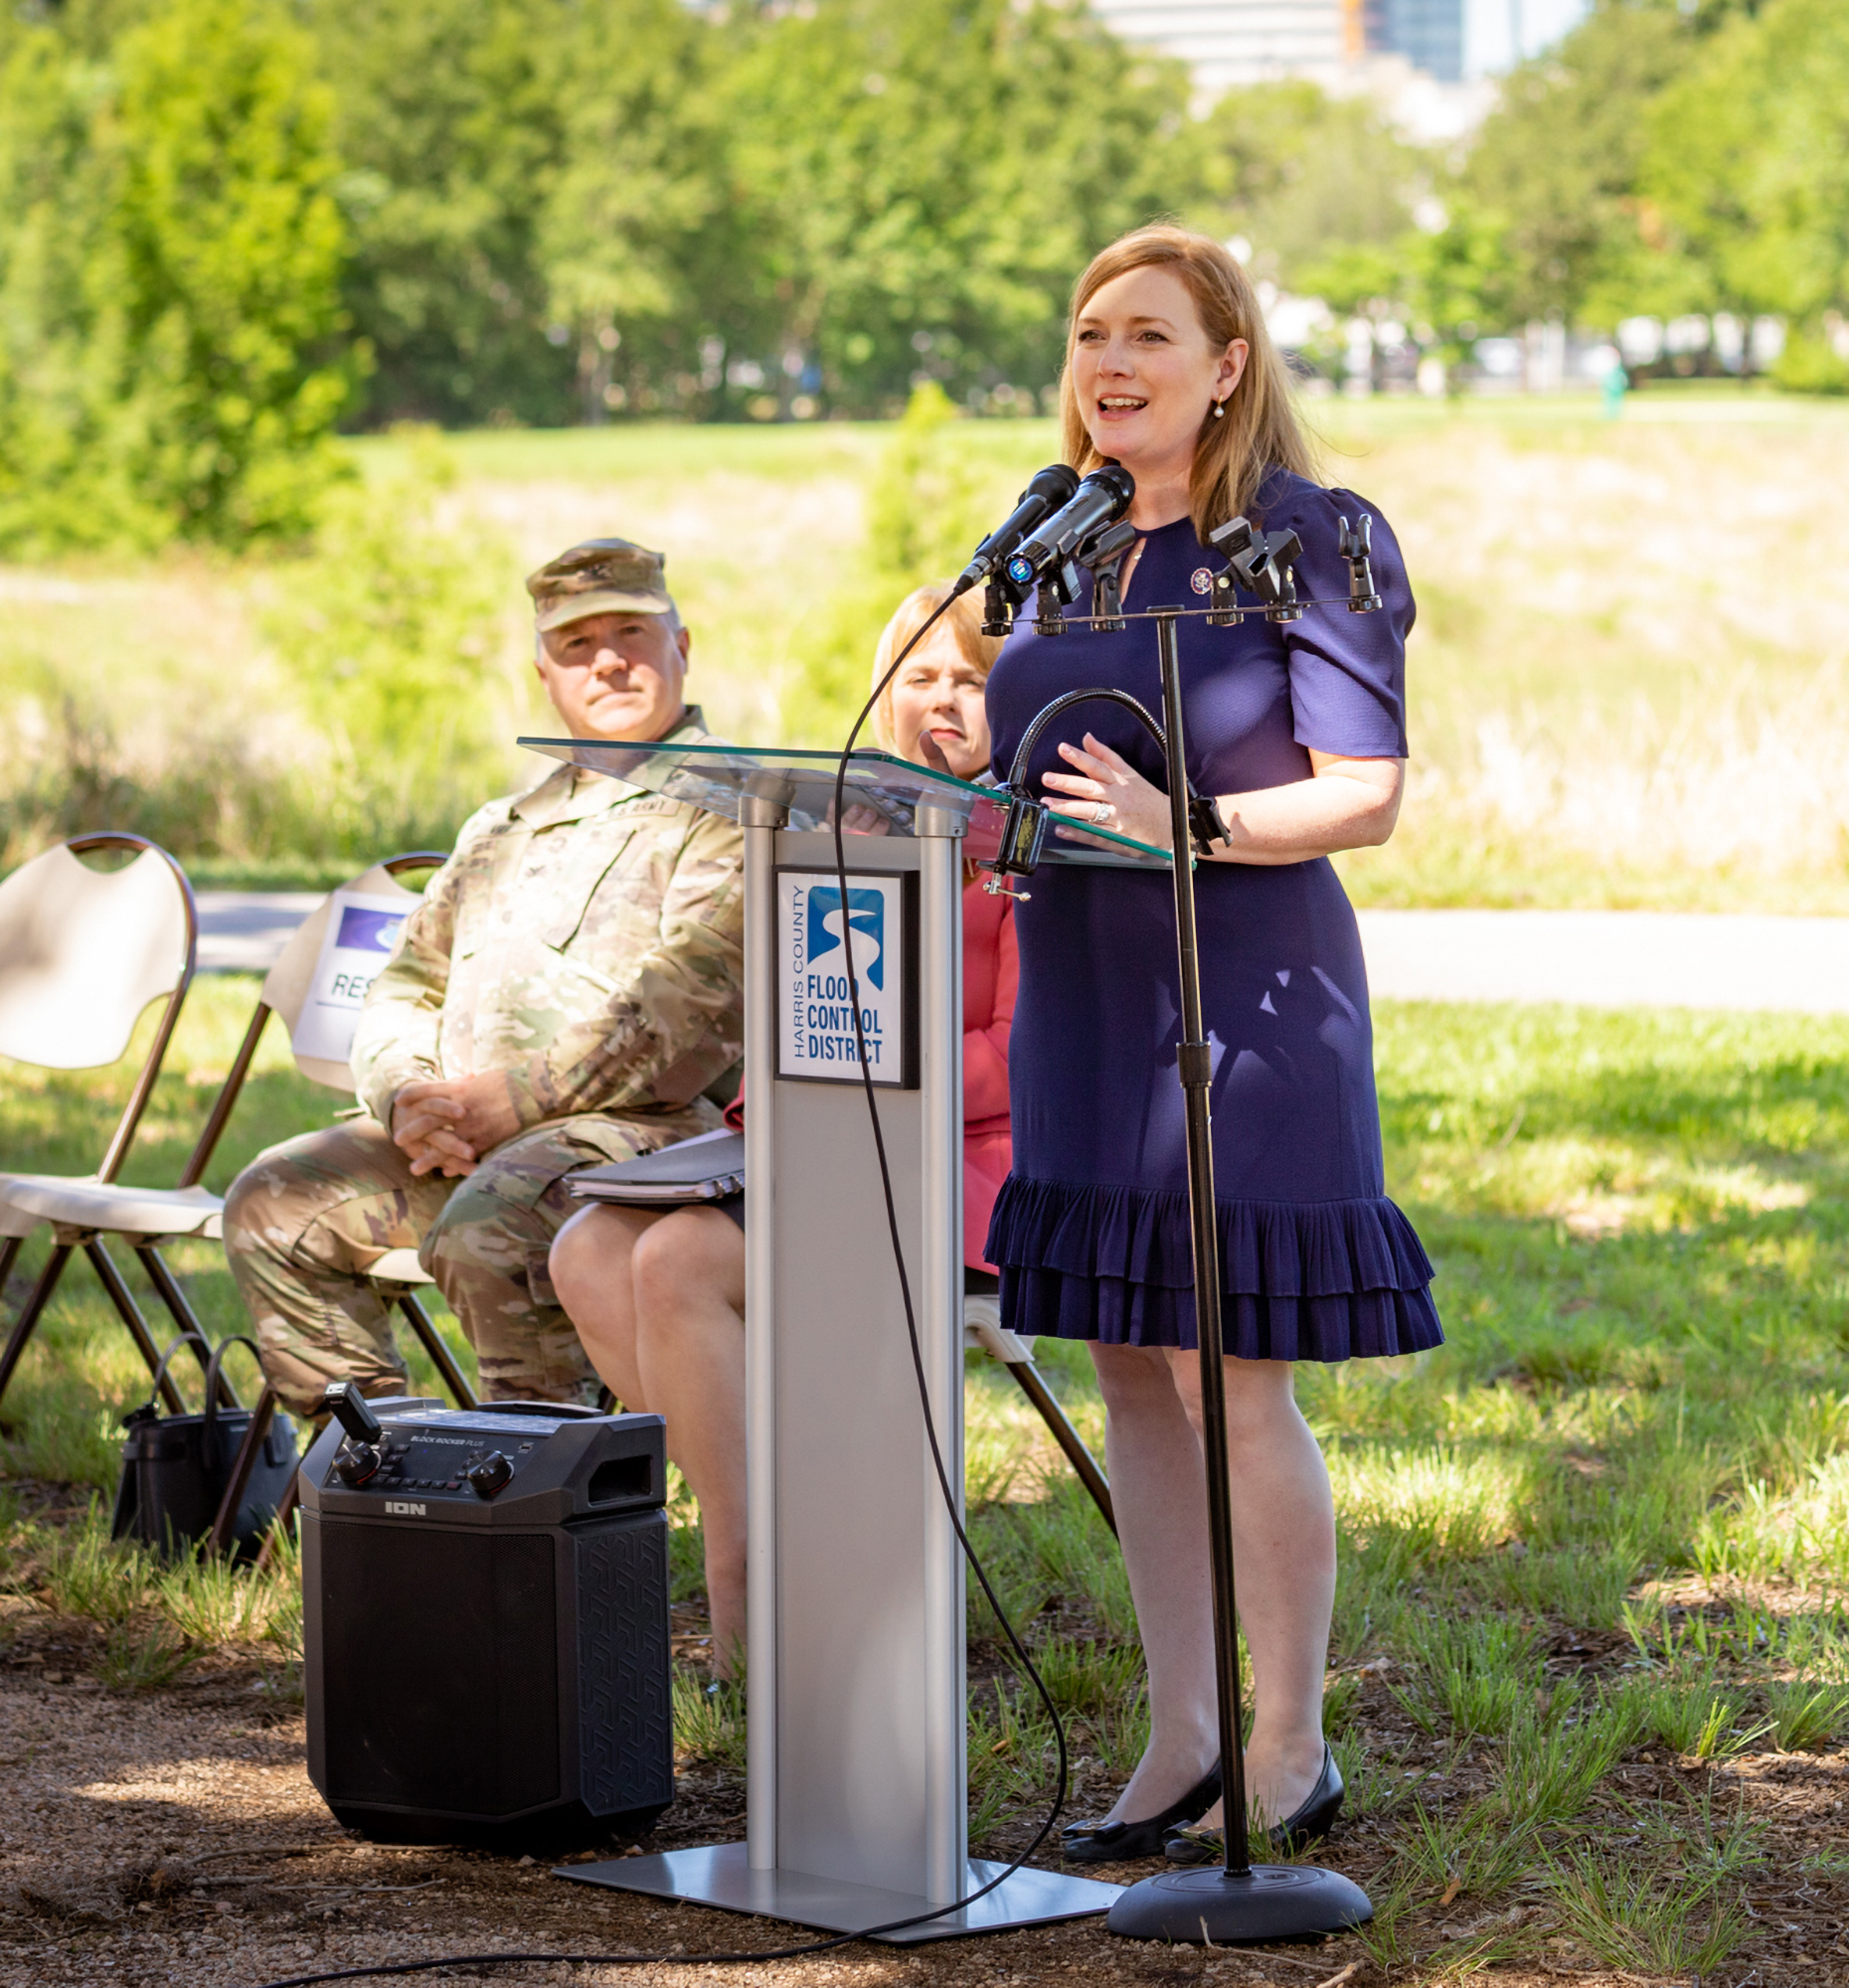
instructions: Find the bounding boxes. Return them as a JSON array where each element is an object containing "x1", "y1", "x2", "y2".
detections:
[
  {"x1": 0, "y1": 852, "x2": 475, "y2": 1418},
  {"x1": 0, "y1": 834, "x2": 209, "y2": 1412}
]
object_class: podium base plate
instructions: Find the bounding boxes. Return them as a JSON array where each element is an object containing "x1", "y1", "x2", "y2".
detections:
[{"x1": 557, "y1": 1842, "x2": 1122, "y2": 1944}]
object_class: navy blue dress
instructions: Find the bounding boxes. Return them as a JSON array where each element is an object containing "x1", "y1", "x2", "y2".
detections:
[{"x1": 982, "y1": 470, "x2": 1441, "y2": 1359}]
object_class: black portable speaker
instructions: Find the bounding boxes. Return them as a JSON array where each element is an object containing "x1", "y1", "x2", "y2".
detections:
[{"x1": 299, "y1": 1397, "x2": 674, "y2": 1847}]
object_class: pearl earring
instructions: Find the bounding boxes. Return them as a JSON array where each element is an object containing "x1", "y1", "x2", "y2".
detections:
[{"x1": 1211, "y1": 399, "x2": 1226, "y2": 419}]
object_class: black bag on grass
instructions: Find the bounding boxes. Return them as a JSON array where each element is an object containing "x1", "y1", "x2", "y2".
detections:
[{"x1": 111, "y1": 1335, "x2": 297, "y2": 1562}]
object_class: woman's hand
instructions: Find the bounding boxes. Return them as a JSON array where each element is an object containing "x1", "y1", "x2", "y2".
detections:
[
  {"x1": 1042, "y1": 738, "x2": 1405, "y2": 865},
  {"x1": 1043, "y1": 733, "x2": 1173, "y2": 850}
]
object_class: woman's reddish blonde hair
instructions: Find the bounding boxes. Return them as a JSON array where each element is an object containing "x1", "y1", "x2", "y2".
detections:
[{"x1": 1058, "y1": 225, "x2": 1318, "y2": 542}]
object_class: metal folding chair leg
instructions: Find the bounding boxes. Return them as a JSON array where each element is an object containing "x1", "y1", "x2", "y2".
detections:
[
  {"x1": 0, "y1": 1237, "x2": 23, "y2": 1304},
  {"x1": 0, "y1": 1230, "x2": 233, "y2": 1418},
  {"x1": 1000, "y1": 1356, "x2": 1115, "y2": 1535},
  {"x1": 136, "y1": 1244, "x2": 239, "y2": 1408},
  {"x1": 394, "y1": 1289, "x2": 477, "y2": 1410},
  {"x1": 254, "y1": 1474, "x2": 300, "y2": 1574},
  {"x1": 84, "y1": 1240, "x2": 191, "y2": 1412},
  {"x1": 211, "y1": 1386, "x2": 278, "y2": 1558},
  {"x1": 965, "y1": 1308, "x2": 1115, "y2": 1535},
  {"x1": 0, "y1": 1242, "x2": 77, "y2": 1417}
]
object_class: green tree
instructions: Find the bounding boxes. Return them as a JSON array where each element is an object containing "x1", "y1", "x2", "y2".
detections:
[
  {"x1": 1640, "y1": 0, "x2": 1849, "y2": 341},
  {"x1": 1461, "y1": 0, "x2": 1701, "y2": 329},
  {"x1": 1201, "y1": 82, "x2": 1426, "y2": 295},
  {"x1": 539, "y1": 0, "x2": 758, "y2": 421},
  {"x1": 0, "y1": 0, "x2": 355, "y2": 552},
  {"x1": 0, "y1": 28, "x2": 160, "y2": 552},
  {"x1": 110, "y1": 0, "x2": 358, "y2": 538},
  {"x1": 308, "y1": 0, "x2": 575, "y2": 426},
  {"x1": 722, "y1": 0, "x2": 1199, "y2": 413},
  {"x1": 1406, "y1": 201, "x2": 1521, "y2": 364}
]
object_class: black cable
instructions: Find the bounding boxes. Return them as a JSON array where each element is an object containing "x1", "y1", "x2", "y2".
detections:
[{"x1": 241, "y1": 597, "x2": 1073, "y2": 1988}]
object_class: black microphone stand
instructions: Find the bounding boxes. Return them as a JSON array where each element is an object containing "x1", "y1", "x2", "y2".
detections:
[
  {"x1": 985, "y1": 502, "x2": 1389, "y2": 1941},
  {"x1": 1097, "y1": 608, "x2": 1373, "y2": 1944}
]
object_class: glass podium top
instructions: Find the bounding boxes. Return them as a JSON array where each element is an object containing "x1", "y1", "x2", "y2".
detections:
[{"x1": 519, "y1": 740, "x2": 1172, "y2": 870}]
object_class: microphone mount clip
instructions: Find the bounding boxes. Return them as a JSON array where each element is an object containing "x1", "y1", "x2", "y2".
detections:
[
  {"x1": 1208, "y1": 515, "x2": 1304, "y2": 624},
  {"x1": 1338, "y1": 512, "x2": 1383, "y2": 612}
]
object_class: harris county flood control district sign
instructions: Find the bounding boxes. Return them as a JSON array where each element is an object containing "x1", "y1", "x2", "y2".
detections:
[{"x1": 774, "y1": 868, "x2": 919, "y2": 1089}]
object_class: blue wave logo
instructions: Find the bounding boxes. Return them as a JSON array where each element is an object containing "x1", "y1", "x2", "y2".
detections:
[{"x1": 806, "y1": 886, "x2": 884, "y2": 991}]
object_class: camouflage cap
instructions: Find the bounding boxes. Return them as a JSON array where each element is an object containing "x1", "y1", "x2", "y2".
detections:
[{"x1": 527, "y1": 538, "x2": 675, "y2": 632}]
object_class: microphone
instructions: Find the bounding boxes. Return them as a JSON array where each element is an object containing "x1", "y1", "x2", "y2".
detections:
[
  {"x1": 1001, "y1": 465, "x2": 1136, "y2": 592},
  {"x1": 955, "y1": 464, "x2": 1082, "y2": 593}
]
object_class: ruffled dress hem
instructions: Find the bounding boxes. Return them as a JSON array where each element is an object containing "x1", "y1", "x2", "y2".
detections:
[{"x1": 985, "y1": 1174, "x2": 1442, "y2": 1360}]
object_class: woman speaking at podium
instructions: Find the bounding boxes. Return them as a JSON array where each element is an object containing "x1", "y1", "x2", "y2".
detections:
[{"x1": 983, "y1": 225, "x2": 1441, "y2": 1864}]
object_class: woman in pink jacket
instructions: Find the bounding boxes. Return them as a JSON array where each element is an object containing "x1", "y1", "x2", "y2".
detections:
[{"x1": 552, "y1": 584, "x2": 1014, "y2": 1675}]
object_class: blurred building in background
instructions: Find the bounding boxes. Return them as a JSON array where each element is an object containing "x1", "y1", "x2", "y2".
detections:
[
  {"x1": 1362, "y1": 0, "x2": 1464, "y2": 83},
  {"x1": 1090, "y1": 0, "x2": 1583, "y2": 131},
  {"x1": 1087, "y1": 0, "x2": 1348, "y2": 95}
]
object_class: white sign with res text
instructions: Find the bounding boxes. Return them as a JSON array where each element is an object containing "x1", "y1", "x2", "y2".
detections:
[{"x1": 291, "y1": 890, "x2": 412, "y2": 1066}]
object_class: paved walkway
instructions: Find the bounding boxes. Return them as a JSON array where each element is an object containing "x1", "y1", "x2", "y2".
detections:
[
  {"x1": 196, "y1": 895, "x2": 1849, "y2": 1013},
  {"x1": 195, "y1": 891, "x2": 321, "y2": 973},
  {"x1": 1354, "y1": 910, "x2": 1849, "y2": 1014}
]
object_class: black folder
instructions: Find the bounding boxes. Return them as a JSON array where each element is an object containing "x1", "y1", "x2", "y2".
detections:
[{"x1": 568, "y1": 1129, "x2": 745, "y2": 1206}]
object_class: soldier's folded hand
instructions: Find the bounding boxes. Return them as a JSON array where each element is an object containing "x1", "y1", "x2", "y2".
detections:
[{"x1": 392, "y1": 1074, "x2": 521, "y2": 1178}]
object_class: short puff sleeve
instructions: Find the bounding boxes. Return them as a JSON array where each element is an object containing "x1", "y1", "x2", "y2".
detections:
[{"x1": 1261, "y1": 473, "x2": 1413, "y2": 761}]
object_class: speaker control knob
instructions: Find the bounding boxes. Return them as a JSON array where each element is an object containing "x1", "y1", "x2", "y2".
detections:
[
  {"x1": 467, "y1": 1451, "x2": 513, "y2": 1499},
  {"x1": 335, "y1": 1441, "x2": 380, "y2": 1487}
]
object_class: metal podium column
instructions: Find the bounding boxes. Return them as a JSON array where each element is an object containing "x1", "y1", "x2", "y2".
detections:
[
  {"x1": 917, "y1": 804, "x2": 967, "y2": 1904},
  {"x1": 740, "y1": 793, "x2": 784, "y2": 1873}
]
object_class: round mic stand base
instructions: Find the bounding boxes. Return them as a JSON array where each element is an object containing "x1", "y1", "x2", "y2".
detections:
[{"x1": 1106, "y1": 1862, "x2": 1374, "y2": 1944}]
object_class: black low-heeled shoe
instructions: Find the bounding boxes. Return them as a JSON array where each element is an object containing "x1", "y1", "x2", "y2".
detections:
[
  {"x1": 1059, "y1": 1759, "x2": 1222, "y2": 1865},
  {"x1": 1163, "y1": 1742, "x2": 1343, "y2": 1864}
]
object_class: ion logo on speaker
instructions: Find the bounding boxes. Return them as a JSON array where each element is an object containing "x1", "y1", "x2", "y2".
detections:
[{"x1": 385, "y1": 1501, "x2": 426, "y2": 1516}]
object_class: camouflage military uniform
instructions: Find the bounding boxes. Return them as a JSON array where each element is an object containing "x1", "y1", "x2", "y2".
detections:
[{"x1": 223, "y1": 708, "x2": 745, "y2": 1414}]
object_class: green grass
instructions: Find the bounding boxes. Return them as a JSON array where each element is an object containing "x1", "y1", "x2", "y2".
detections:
[
  {"x1": 0, "y1": 974, "x2": 480, "y2": 1489},
  {"x1": 5, "y1": 986, "x2": 1849, "y2": 1970}
]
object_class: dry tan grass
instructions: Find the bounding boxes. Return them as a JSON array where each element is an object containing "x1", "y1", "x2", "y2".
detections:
[
  {"x1": 1313, "y1": 400, "x2": 1849, "y2": 906},
  {"x1": 4, "y1": 400, "x2": 1847, "y2": 902}
]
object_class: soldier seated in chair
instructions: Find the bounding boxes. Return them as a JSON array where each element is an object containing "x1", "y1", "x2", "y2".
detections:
[{"x1": 223, "y1": 540, "x2": 744, "y2": 1414}]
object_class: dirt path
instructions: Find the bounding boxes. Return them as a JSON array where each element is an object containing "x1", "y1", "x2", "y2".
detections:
[
  {"x1": 1, "y1": 1576, "x2": 1844, "y2": 1988},
  {"x1": 3, "y1": 1643, "x2": 1845, "y2": 1988},
  {"x1": 0, "y1": 1657, "x2": 1373, "y2": 1988}
]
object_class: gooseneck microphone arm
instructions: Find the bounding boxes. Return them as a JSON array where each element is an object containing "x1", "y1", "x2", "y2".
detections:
[
  {"x1": 982, "y1": 688, "x2": 1227, "y2": 899},
  {"x1": 1003, "y1": 686, "x2": 1165, "y2": 791}
]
